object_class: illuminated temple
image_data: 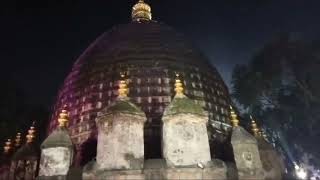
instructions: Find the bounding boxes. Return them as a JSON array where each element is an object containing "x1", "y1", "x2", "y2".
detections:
[{"x1": 0, "y1": 1, "x2": 285, "y2": 179}]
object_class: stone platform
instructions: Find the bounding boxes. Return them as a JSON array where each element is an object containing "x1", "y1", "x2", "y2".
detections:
[{"x1": 83, "y1": 159, "x2": 228, "y2": 180}]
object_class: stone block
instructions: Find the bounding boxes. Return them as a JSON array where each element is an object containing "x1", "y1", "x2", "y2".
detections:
[
  {"x1": 231, "y1": 126, "x2": 264, "y2": 180},
  {"x1": 258, "y1": 140, "x2": 285, "y2": 180},
  {"x1": 38, "y1": 147, "x2": 72, "y2": 177},
  {"x1": 96, "y1": 113, "x2": 146, "y2": 170},
  {"x1": 162, "y1": 114, "x2": 211, "y2": 167}
]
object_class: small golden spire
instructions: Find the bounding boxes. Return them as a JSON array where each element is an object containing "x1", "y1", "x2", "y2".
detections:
[
  {"x1": 58, "y1": 105, "x2": 69, "y2": 128},
  {"x1": 14, "y1": 133, "x2": 22, "y2": 148},
  {"x1": 132, "y1": 0, "x2": 152, "y2": 22},
  {"x1": 174, "y1": 73, "x2": 184, "y2": 97},
  {"x1": 250, "y1": 115, "x2": 259, "y2": 137},
  {"x1": 4, "y1": 139, "x2": 12, "y2": 154},
  {"x1": 26, "y1": 123, "x2": 36, "y2": 144},
  {"x1": 118, "y1": 73, "x2": 128, "y2": 98},
  {"x1": 229, "y1": 106, "x2": 239, "y2": 127}
]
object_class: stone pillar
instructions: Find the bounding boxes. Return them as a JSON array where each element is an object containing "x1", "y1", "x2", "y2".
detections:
[
  {"x1": 257, "y1": 137, "x2": 285, "y2": 180},
  {"x1": 231, "y1": 126, "x2": 264, "y2": 180},
  {"x1": 95, "y1": 99, "x2": 146, "y2": 170},
  {"x1": 39, "y1": 107, "x2": 74, "y2": 179},
  {"x1": 162, "y1": 96, "x2": 211, "y2": 167},
  {"x1": 38, "y1": 127, "x2": 74, "y2": 178}
]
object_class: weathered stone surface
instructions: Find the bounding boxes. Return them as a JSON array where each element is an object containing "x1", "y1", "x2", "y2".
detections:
[
  {"x1": 231, "y1": 126, "x2": 264, "y2": 180},
  {"x1": 39, "y1": 127, "x2": 74, "y2": 178},
  {"x1": 163, "y1": 162, "x2": 227, "y2": 180},
  {"x1": 257, "y1": 138, "x2": 285, "y2": 180},
  {"x1": 84, "y1": 159, "x2": 227, "y2": 180},
  {"x1": 162, "y1": 113, "x2": 211, "y2": 167},
  {"x1": 95, "y1": 99, "x2": 146, "y2": 170},
  {"x1": 84, "y1": 168, "x2": 145, "y2": 180},
  {"x1": 38, "y1": 147, "x2": 72, "y2": 177},
  {"x1": 225, "y1": 162, "x2": 238, "y2": 180}
]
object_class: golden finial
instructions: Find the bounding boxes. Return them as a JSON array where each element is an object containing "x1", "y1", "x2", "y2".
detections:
[
  {"x1": 132, "y1": 0, "x2": 152, "y2": 22},
  {"x1": 250, "y1": 115, "x2": 259, "y2": 137},
  {"x1": 174, "y1": 73, "x2": 184, "y2": 97},
  {"x1": 4, "y1": 139, "x2": 12, "y2": 154},
  {"x1": 229, "y1": 106, "x2": 239, "y2": 127},
  {"x1": 26, "y1": 123, "x2": 36, "y2": 144},
  {"x1": 58, "y1": 105, "x2": 69, "y2": 128},
  {"x1": 14, "y1": 133, "x2": 22, "y2": 148},
  {"x1": 118, "y1": 73, "x2": 128, "y2": 98}
]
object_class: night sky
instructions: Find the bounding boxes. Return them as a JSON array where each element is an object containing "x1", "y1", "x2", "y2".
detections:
[{"x1": 1, "y1": 0, "x2": 320, "y2": 107}]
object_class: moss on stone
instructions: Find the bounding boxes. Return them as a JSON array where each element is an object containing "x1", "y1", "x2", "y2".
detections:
[
  {"x1": 164, "y1": 96, "x2": 206, "y2": 117},
  {"x1": 41, "y1": 127, "x2": 73, "y2": 149},
  {"x1": 108, "y1": 99, "x2": 144, "y2": 115}
]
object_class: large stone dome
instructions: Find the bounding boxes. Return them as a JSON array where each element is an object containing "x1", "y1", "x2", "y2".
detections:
[{"x1": 48, "y1": 4, "x2": 231, "y2": 165}]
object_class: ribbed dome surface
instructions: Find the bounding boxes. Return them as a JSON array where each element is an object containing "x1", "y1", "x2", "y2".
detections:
[
  {"x1": 48, "y1": 21, "x2": 231, "y2": 163},
  {"x1": 77, "y1": 21, "x2": 213, "y2": 70}
]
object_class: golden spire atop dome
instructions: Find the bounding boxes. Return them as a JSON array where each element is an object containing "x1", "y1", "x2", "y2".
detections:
[
  {"x1": 132, "y1": 0, "x2": 152, "y2": 22},
  {"x1": 14, "y1": 132, "x2": 22, "y2": 148},
  {"x1": 174, "y1": 73, "x2": 184, "y2": 97},
  {"x1": 118, "y1": 73, "x2": 128, "y2": 98},
  {"x1": 58, "y1": 105, "x2": 69, "y2": 128},
  {"x1": 3, "y1": 139, "x2": 12, "y2": 154},
  {"x1": 250, "y1": 115, "x2": 259, "y2": 137},
  {"x1": 26, "y1": 123, "x2": 36, "y2": 144},
  {"x1": 229, "y1": 106, "x2": 239, "y2": 127}
]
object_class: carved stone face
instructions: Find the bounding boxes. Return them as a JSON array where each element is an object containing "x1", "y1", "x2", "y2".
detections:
[
  {"x1": 242, "y1": 151, "x2": 253, "y2": 168},
  {"x1": 243, "y1": 151, "x2": 253, "y2": 161}
]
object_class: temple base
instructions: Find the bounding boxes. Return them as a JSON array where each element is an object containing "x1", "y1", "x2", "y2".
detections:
[{"x1": 83, "y1": 159, "x2": 228, "y2": 180}]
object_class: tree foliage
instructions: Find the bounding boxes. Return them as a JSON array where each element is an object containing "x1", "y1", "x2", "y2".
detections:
[{"x1": 231, "y1": 35, "x2": 320, "y2": 166}]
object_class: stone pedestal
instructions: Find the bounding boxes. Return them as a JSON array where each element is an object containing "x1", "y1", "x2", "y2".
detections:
[
  {"x1": 38, "y1": 127, "x2": 74, "y2": 179},
  {"x1": 231, "y1": 126, "x2": 264, "y2": 180},
  {"x1": 95, "y1": 99, "x2": 146, "y2": 170},
  {"x1": 257, "y1": 138, "x2": 285, "y2": 180},
  {"x1": 162, "y1": 96, "x2": 211, "y2": 167}
]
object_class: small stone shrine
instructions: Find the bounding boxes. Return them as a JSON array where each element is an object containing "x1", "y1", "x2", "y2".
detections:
[{"x1": 38, "y1": 106, "x2": 74, "y2": 179}]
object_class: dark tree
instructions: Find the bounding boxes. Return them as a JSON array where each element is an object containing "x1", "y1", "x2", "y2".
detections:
[
  {"x1": 231, "y1": 34, "x2": 320, "y2": 167},
  {"x1": 0, "y1": 74, "x2": 49, "y2": 147}
]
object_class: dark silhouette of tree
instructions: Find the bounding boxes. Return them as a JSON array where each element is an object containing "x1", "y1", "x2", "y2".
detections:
[
  {"x1": 0, "y1": 75, "x2": 26, "y2": 143},
  {"x1": 231, "y1": 34, "x2": 320, "y2": 167},
  {"x1": 0, "y1": 74, "x2": 49, "y2": 147}
]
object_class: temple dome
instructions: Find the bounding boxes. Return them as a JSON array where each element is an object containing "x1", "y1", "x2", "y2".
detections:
[
  {"x1": 74, "y1": 21, "x2": 214, "y2": 70},
  {"x1": 49, "y1": 8, "x2": 231, "y2": 164}
]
